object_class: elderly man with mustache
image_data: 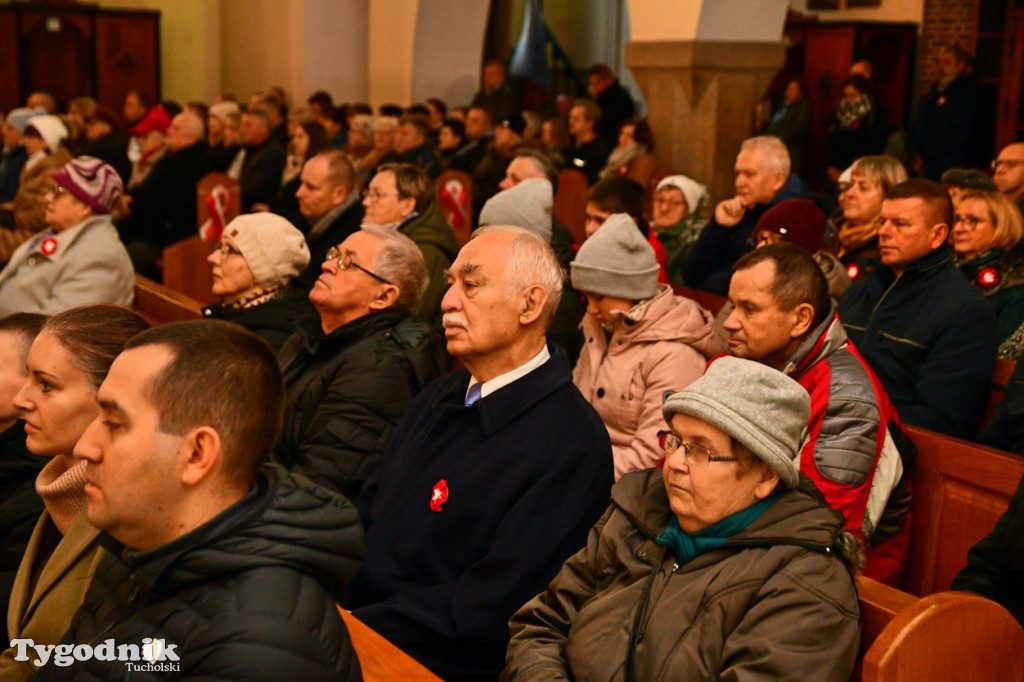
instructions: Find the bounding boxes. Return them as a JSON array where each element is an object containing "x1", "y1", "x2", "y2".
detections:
[{"x1": 339, "y1": 225, "x2": 613, "y2": 682}]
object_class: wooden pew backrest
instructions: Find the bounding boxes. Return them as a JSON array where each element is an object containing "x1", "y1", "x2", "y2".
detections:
[
  {"x1": 553, "y1": 169, "x2": 588, "y2": 245},
  {"x1": 901, "y1": 425, "x2": 1024, "y2": 597},
  {"x1": 133, "y1": 274, "x2": 203, "y2": 325},
  {"x1": 336, "y1": 606, "x2": 441, "y2": 682},
  {"x1": 979, "y1": 358, "x2": 1016, "y2": 432}
]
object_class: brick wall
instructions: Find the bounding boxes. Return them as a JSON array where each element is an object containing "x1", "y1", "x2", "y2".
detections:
[{"x1": 916, "y1": 0, "x2": 975, "y2": 99}]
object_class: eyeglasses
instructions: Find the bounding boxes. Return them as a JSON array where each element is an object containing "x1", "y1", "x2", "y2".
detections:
[
  {"x1": 362, "y1": 188, "x2": 396, "y2": 202},
  {"x1": 47, "y1": 184, "x2": 68, "y2": 197},
  {"x1": 324, "y1": 246, "x2": 393, "y2": 285},
  {"x1": 953, "y1": 215, "x2": 990, "y2": 230},
  {"x1": 214, "y1": 242, "x2": 243, "y2": 257},
  {"x1": 991, "y1": 159, "x2": 1024, "y2": 171},
  {"x1": 657, "y1": 430, "x2": 740, "y2": 466}
]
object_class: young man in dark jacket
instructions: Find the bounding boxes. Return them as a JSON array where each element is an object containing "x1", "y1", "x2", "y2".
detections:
[
  {"x1": 339, "y1": 226, "x2": 613, "y2": 682},
  {"x1": 275, "y1": 225, "x2": 443, "y2": 500},
  {"x1": 32, "y1": 321, "x2": 364, "y2": 681},
  {"x1": 838, "y1": 179, "x2": 996, "y2": 438}
]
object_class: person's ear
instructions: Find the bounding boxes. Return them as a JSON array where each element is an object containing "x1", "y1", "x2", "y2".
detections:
[
  {"x1": 931, "y1": 222, "x2": 950, "y2": 249},
  {"x1": 753, "y1": 462, "x2": 781, "y2": 500},
  {"x1": 519, "y1": 284, "x2": 548, "y2": 325},
  {"x1": 332, "y1": 184, "x2": 348, "y2": 205},
  {"x1": 180, "y1": 426, "x2": 222, "y2": 487},
  {"x1": 368, "y1": 283, "x2": 401, "y2": 311},
  {"x1": 790, "y1": 302, "x2": 815, "y2": 339}
]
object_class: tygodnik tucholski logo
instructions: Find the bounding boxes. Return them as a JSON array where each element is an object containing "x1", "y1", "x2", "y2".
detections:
[{"x1": 10, "y1": 637, "x2": 181, "y2": 671}]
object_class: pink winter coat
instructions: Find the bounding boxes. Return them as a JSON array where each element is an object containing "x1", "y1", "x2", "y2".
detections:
[{"x1": 573, "y1": 285, "x2": 724, "y2": 479}]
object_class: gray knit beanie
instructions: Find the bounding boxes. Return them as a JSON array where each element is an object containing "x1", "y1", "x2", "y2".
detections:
[
  {"x1": 222, "y1": 214, "x2": 310, "y2": 290},
  {"x1": 661, "y1": 356, "x2": 808, "y2": 488},
  {"x1": 479, "y1": 178, "x2": 553, "y2": 243},
  {"x1": 570, "y1": 213, "x2": 659, "y2": 300}
]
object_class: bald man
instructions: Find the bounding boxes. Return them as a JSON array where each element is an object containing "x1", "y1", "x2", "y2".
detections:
[{"x1": 119, "y1": 111, "x2": 211, "y2": 277}]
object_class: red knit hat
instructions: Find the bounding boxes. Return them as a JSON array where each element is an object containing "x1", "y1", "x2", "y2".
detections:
[
  {"x1": 754, "y1": 199, "x2": 827, "y2": 255},
  {"x1": 128, "y1": 104, "x2": 171, "y2": 137}
]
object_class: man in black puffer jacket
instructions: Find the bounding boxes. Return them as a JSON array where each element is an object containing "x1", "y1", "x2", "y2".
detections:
[
  {"x1": 275, "y1": 225, "x2": 444, "y2": 501},
  {"x1": 31, "y1": 321, "x2": 364, "y2": 681}
]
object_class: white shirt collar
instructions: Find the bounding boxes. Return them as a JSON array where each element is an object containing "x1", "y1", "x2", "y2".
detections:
[{"x1": 465, "y1": 345, "x2": 551, "y2": 402}]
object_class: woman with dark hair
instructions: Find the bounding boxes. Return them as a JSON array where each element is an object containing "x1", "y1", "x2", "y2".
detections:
[
  {"x1": 261, "y1": 120, "x2": 329, "y2": 221},
  {"x1": 0, "y1": 305, "x2": 149, "y2": 680},
  {"x1": 599, "y1": 116, "x2": 656, "y2": 188},
  {"x1": 766, "y1": 78, "x2": 812, "y2": 177},
  {"x1": 825, "y1": 75, "x2": 888, "y2": 183}
]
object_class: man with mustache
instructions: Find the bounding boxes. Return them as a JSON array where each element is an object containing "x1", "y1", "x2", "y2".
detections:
[
  {"x1": 339, "y1": 226, "x2": 613, "y2": 682},
  {"x1": 273, "y1": 225, "x2": 443, "y2": 500}
]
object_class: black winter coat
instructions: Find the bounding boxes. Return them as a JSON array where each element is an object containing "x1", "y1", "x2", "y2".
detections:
[
  {"x1": 275, "y1": 309, "x2": 443, "y2": 500},
  {"x1": 341, "y1": 345, "x2": 614, "y2": 682},
  {"x1": 202, "y1": 291, "x2": 315, "y2": 353},
  {"x1": 952, "y1": 471, "x2": 1024, "y2": 626},
  {"x1": 838, "y1": 244, "x2": 997, "y2": 438},
  {"x1": 36, "y1": 465, "x2": 365, "y2": 681}
]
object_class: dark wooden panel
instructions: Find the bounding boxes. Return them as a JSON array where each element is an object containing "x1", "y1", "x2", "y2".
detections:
[
  {"x1": 0, "y1": 12, "x2": 19, "y2": 113},
  {"x1": 20, "y1": 11, "x2": 94, "y2": 107},
  {"x1": 94, "y1": 13, "x2": 158, "y2": 111}
]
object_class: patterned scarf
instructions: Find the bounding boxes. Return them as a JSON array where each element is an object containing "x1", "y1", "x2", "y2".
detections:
[{"x1": 835, "y1": 95, "x2": 872, "y2": 129}]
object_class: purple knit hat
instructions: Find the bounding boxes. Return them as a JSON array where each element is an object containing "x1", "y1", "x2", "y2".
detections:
[{"x1": 50, "y1": 156, "x2": 123, "y2": 214}]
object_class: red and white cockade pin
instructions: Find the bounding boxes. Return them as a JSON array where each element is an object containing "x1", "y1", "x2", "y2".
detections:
[
  {"x1": 40, "y1": 237, "x2": 58, "y2": 256},
  {"x1": 429, "y1": 479, "x2": 449, "y2": 512},
  {"x1": 977, "y1": 267, "x2": 1000, "y2": 288},
  {"x1": 846, "y1": 262, "x2": 861, "y2": 280}
]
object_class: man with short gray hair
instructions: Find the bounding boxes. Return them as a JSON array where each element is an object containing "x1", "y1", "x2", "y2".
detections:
[
  {"x1": 340, "y1": 226, "x2": 613, "y2": 682},
  {"x1": 683, "y1": 135, "x2": 807, "y2": 294},
  {"x1": 274, "y1": 225, "x2": 443, "y2": 500}
]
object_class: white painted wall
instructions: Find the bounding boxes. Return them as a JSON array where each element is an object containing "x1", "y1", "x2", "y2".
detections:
[
  {"x1": 368, "y1": 0, "x2": 419, "y2": 107},
  {"x1": 625, "y1": 0, "x2": 702, "y2": 42},
  {"x1": 303, "y1": 0, "x2": 368, "y2": 103},
  {"x1": 412, "y1": 0, "x2": 489, "y2": 107},
  {"x1": 220, "y1": 0, "x2": 303, "y2": 102},
  {"x1": 696, "y1": 0, "x2": 789, "y2": 42}
]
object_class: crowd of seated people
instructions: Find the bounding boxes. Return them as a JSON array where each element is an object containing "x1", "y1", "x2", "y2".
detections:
[{"x1": 1, "y1": 44, "x2": 1024, "y2": 680}]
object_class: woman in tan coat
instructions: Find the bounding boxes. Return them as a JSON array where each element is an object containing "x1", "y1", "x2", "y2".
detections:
[
  {"x1": 0, "y1": 305, "x2": 148, "y2": 681},
  {"x1": 0, "y1": 115, "x2": 71, "y2": 264},
  {"x1": 571, "y1": 214, "x2": 723, "y2": 479}
]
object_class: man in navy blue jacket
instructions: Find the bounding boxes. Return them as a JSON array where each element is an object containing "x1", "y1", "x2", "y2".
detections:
[
  {"x1": 838, "y1": 179, "x2": 996, "y2": 438},
  {"x1": 341, "y1": 225, "x2": 614, "y2": 682}
]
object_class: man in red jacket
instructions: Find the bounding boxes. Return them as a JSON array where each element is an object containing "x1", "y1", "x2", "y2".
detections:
[{"x1": 724, "y1": 242, "x2": 915, "y2": 585}]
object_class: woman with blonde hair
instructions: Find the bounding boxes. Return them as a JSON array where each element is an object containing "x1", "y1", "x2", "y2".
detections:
[
  {"x1": 954, "y1": 189, "x2": 1024, "y2": 341},
  {"x1": 829, "y1": 155, "x2": 908, "y2": 272}
]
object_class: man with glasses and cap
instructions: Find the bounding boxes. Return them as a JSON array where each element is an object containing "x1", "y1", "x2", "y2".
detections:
[{"x1": 273, "y1": 225, "x2": 444, "y2": 500}]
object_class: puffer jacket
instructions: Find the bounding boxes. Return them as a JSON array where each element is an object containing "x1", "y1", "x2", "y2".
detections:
[
  {"x1": 275, "y1": 308, "x2": 444, "y2": 500},
  {"x1": 35, "y1": 465, "x2": 365, "y2": 681},
  {"x1": 504, "y1": 470, "x2": 861, "y2": 682},
  {"x1": 574, "y1": 285, "x2": 723, "y2": 479}
]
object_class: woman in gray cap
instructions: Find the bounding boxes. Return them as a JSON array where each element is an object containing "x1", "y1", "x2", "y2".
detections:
[
  {"x1": 203, "y1": 213, "x2": 314, "y2": 352},
  {"x1": 504, "y1": 356, "x2": 862, "y2": 681}
]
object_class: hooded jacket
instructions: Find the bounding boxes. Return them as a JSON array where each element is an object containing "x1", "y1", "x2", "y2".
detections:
[
  {"x1": 397, "y1": 201, "x2": 459, "y2": 331},
  {"x1": 504, "y1": 469, "x2": 861, "y2": 682},
  {"x1": 35, "y1": 465, "x2": 365, "y2": 681},
  {"x1": 574, "y1": 285, "x2": 723, "y2": 479}
]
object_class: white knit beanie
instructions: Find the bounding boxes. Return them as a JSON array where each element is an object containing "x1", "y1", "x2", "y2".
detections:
[
  {"x1": 656, "y1": 174, "x2": 707, "y2": 215},
  {"x1": 26, "y1": 115, "x2": 68, "y2": 152},
  {"x1": 222, "y1": 214, "x2": 310, "y2": 290},
  {"x1": 479, "y1": 178, "x2": 553, "y2": 243},
  {"x1": 570, "y1": 213, "x2": 659, "y2": 300},
  {"x1": 661, "y1": 356, "x2": 808, "y2": 489}
]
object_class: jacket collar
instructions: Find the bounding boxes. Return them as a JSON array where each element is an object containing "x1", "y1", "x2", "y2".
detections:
[
  {"x1": 439, "y1": 342, "x2": 574, "y2": 436},
  {"x1": 295, "y1": 308, "x2": 410, "y2": 355},
  {"x1": 783, "y1": 307, "x2": 848, "y2": 377}
]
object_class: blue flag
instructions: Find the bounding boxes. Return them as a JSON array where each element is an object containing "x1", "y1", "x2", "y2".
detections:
[{"x1": 509, "y1": 0, "x2": 551, "y2": 88}]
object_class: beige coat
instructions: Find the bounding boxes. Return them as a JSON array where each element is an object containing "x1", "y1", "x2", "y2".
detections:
[
  {"x1": 0, "y1": 147, "x2": 72, "y2": 264},
  {"x1": 573, "y1": 285, "x2": 723, "y2": 479},
  {"x1": 0, "y1": 511, "x2": 104, "y2": 681}
]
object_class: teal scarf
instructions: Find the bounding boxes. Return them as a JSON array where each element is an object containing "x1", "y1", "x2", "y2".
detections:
[{"x1": 656, "y1": 492, "x2": 783, "y2": 565}]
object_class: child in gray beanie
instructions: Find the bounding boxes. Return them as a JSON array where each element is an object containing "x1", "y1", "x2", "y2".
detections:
[{"x1": 569, "y1": 213, "x2": 724, "y2": 480}]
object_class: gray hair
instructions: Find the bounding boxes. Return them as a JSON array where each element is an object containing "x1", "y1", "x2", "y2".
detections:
[
  {"x1": 361, "y1": 224, "x2": 429, "y2": 311},
  {"x1": 373, "y1": 116, "x2": 399, "y2": 133},
  {"x1": 471, "y1": 225, "x2": 564, "y2": 326},
  {"x1": 350, "y1": 114, "x2": 374, "y2": 140},
  {"x1": 177, "y1": 111, "x2": 205, "y2": 144},
  {"x1": 740, "y1": 135, "x2": 791, "y2": 177}
]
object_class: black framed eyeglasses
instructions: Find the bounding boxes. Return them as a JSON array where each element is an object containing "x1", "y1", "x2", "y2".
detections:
[
  {"x1": 656, "y1": 430, "x2": 740, "y2": 466},
  {"x1": 324, "y1": 246, "x2": 392, "y2": 285}
]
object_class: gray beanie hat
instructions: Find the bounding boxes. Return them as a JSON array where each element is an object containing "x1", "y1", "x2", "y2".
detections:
[
  {"x1": 661, "y1": 356, "x2": 808, "y2": 488},
  {"x1": 222, "y1": 213, "x2": 310, "y2": 290},
  {"x1": 479, "y1": 178, "x2": 553, "y2": 243},
  {"x1": 570, "y1": 213, "x2": 659, "y2": 300}
]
